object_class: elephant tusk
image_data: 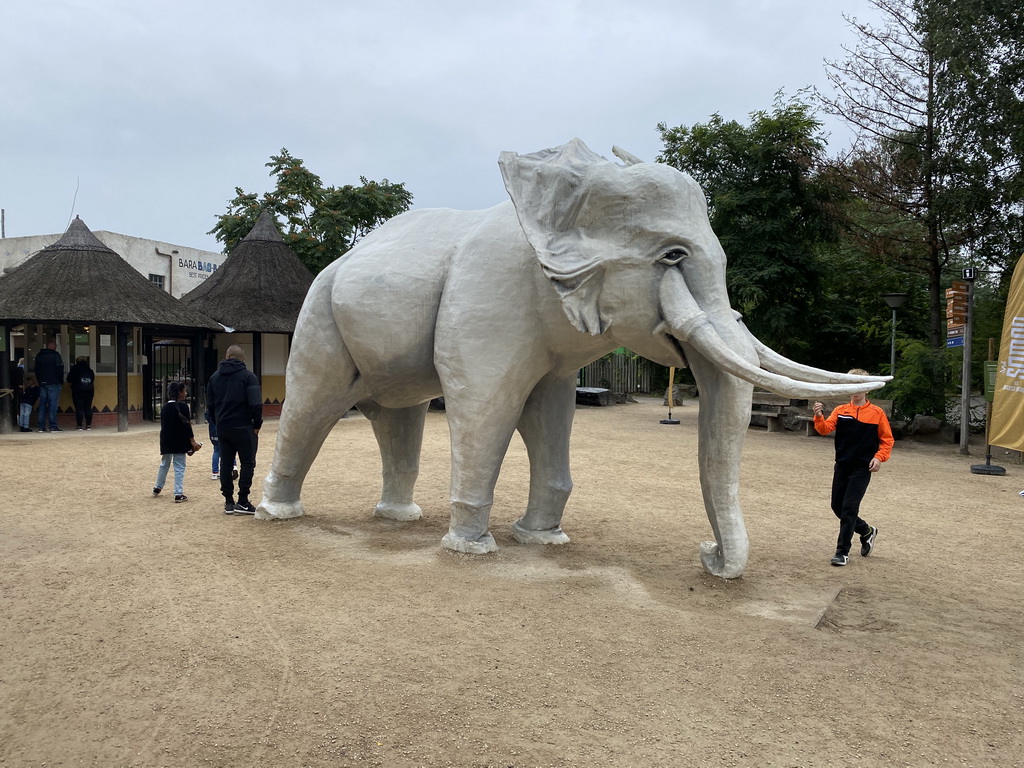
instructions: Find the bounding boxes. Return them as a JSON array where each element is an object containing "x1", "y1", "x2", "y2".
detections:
[
  {"x1": 741, "y1": 323, "x2": 893, "y2": 385},
  {"x1": 660, "y1": 270, "x2": 888, "y2": 399}
]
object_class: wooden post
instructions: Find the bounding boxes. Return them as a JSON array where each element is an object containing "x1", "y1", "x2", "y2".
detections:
[
  {"x1": 0, "y1": 324, "x2": 12, "y2": 434},
  {"x1": 252, "y1": 332, "x2": 263, "y2": 384},
  {"x1": 116, "y1": 324, "x2": 129, "y2": 432}
]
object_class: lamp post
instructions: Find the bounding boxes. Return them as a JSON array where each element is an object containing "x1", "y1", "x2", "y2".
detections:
[{"x1": 882, "y1": 293, "x2": 909, "y2": 376}]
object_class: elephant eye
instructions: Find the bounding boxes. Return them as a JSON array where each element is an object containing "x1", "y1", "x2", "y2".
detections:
[{"x1": 658, "y1": 249, "x2": 687, "y2": 267}]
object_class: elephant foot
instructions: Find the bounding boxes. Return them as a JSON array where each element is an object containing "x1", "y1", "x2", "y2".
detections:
[
  {"x1": 699, "y1": 541, "x2": 746, "y2": 580},
  {"x1": 255, "y1": 497, "x2": 305, "y2": 521},
  {"x1": 374, "y1": 501, "x2": 423, "y2": 522},
  {"x1": 440, "y1": 531, "x2": 498, "y2": 554},
  {"x1": 510, "y1": 520, "x2": 570, "y2": 546}
]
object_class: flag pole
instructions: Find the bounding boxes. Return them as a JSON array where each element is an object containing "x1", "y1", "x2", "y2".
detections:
[{"x1": 660, "y1": 366, "x2": 680, "y2": 425}]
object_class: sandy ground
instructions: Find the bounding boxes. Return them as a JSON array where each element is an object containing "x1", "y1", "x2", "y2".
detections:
[{"x1": 1, "y1": 397, "x2": 1022, "y2": 768}]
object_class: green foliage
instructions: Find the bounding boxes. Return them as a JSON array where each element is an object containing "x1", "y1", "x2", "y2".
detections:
[
  {"x1": 822, "y1": 0, "x2": 1024, "y2": 355},
  {"x1": 657, "y1": 94, "x2": 848, "y2": 356},
  {"x1": 925, "y1": 0, "x2": 1024, "y2": 276},
  {"x1": 209, "y1": 149, "x2": 413, "y2": 274},
  {"x1": 881, "y1": 339, "x2": 951, "y2": 420}
]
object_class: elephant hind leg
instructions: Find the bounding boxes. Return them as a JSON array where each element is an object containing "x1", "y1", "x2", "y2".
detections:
[
  {"x1": 257, "y1": 297, "x2": 368, "y2": 520},
  {"x1": 367, "y1": 401, "x2": 429, "y2": 522}
]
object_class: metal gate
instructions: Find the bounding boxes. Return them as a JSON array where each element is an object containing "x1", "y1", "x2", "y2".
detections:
[
  {"x1": 146, "y1": 338, "x2": 196, "y2": 421},
  {"x1": 578, "y1": 350, "x2": 657, "y2": 393}
]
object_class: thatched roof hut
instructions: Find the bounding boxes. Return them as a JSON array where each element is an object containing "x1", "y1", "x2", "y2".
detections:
[
  {"x1": 0, "y1": 216, "x2": 219, "y2": 329},
  {"x1": 178, "y1": 211, "x2": 314, "y2": 333}
]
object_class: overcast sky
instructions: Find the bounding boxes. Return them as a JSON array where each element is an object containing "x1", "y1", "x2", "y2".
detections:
[{"x1": 1, "y1": 0, "x2": 884, "y2": 253}]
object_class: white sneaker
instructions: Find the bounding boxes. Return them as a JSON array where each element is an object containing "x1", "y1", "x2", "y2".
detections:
[{"x1": 211, "y1": 473, "x2": 220, "y2": 480}]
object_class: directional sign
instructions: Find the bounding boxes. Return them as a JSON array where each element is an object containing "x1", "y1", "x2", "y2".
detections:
[
  {"x1": 947, "y1": 324, "x2": 965, "y2": 337},
  {"x1": 946, "y1": 336, "x2": 965, "y2": 348}
]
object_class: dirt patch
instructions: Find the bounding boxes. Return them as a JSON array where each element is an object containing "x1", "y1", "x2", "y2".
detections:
[{"x1": 2, "y1": 398, "x2": 1022, "y2": 767}]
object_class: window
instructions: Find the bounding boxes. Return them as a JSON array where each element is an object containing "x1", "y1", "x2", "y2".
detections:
[
  {"x1": 148, "y1": 273, "x2": 165, "y2": 291},
  {"x1": 96, "y1": 325, "x2": 117, "y2": 373},
  {"x1": 71, "y1": 326, "x2": 91, "y2": 367}
]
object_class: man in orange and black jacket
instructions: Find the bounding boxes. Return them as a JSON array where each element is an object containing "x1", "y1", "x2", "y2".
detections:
[{"x1": 813, "y1": 369, "x2": 894, "y2": 567}]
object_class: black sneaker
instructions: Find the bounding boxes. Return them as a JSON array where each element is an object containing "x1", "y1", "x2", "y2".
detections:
[
  {"x1": 153, "y1": 487, "x2": 162, "y2": 497},
  {"x1": 174, "y1": 494, "x2": 188, "y2": 503},
  {"x1": 224, "y1": 500, "x2": 236, "y2": 515},
  {"x1": 831, "y1": 553, "x2": 849, "y2": 567},
  {"x1": 234, "y1": 500, "x2": 256, "y2": 515},
  {"x1": 51, "y1": 427, "x2": 63, "y2": 432},
  {"x1": 861, "y1": 526, "x2": 878, "y2": 556}
]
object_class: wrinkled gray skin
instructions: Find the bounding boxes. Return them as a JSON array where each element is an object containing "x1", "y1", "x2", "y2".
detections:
[{"x1": 257, "y1": 139, "x2": 888, "y2": 578}]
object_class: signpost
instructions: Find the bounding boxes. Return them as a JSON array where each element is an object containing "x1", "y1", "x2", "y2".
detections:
[{"x1": 949, "y1": 271, "x2": 975, "y2": 455}]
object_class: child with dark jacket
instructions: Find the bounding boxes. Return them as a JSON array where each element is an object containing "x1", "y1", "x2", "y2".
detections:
[
  {"x1": 18, "y1": 374, "x2": 40, "y2": 432},
  {"x1": 153, "y1": 381, "x2": 201, "y2": 503}
]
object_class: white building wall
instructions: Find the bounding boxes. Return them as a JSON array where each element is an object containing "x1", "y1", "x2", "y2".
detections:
[{"x1": 0, "y1": 231, "x2": 225, "y2": 298}]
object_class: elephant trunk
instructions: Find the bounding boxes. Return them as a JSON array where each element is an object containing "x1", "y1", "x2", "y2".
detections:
[{"x1": 685, "y1": 347, "x2": 753, "y2": 579}]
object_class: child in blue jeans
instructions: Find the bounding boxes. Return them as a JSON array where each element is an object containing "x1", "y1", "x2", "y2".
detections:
[
  {"x1": 18, "y1": 374, "x2": 39, "y2": 432},
  {"x1": 206, "y1": 409, "x2": 237, "y2": 481},
  {"x1": 153, "y1": 382, "x2": 201, "y2": 502}
]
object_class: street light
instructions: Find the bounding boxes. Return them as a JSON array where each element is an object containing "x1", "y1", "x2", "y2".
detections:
[{"x1": 882, "y1": 293, "x2": 909, "y2": 376}]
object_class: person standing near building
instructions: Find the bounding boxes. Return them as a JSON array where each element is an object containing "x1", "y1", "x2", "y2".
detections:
[
  {"x1": 208, "y1": 344, "x2": 262, "y2": 515},
  {"x1": 67, "y1": 356, "x2": 96, "y2": 430},
  {"x1": 34, "y1": 340, "x2": 65, "y2": 432},
  {"x1": 813, "y1": 369, "x2": 894, "y2": 567},
  {"x1": 153, "y1": 381, "x2": 202, "y2": 503},
  {"x1": 18, "y1": 374, "x2": 39, "y2": 432}
]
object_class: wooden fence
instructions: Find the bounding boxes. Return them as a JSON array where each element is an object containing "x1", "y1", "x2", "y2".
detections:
[{"x1": 578, "y1": 352, "x2": 658, "y2": 394}]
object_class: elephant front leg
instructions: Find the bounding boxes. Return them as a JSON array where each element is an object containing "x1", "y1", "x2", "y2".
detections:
[
  {"x1": 367, "y1": 401, "x2": 429, "y2": 522},
  {"x1": 441, "y1": 393, "x2": 529, "y2": 555},
  {"x1": 510, "y1": 374, "x2": 576, "y2": 545}
]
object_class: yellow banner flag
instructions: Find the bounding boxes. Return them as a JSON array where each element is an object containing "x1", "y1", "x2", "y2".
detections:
[{"x1": 990, "y1": 253, "x2": 1024, "y2": 451}]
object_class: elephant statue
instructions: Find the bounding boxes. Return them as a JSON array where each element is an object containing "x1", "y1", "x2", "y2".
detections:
[{"x1": 256, "y1": 139, "x2": 888, "y2": 578}]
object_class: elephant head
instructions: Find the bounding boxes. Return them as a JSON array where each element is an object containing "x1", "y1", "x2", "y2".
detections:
[{"x1": 499, "y1": 139, "x2": 888, "y2": 578}]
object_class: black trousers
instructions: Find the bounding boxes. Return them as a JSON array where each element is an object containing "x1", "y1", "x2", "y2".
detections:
[
  {"x1": 72, "y1": 391, "x2": 94, "y2": 427},
  {"x1": 831, "y1": 462, "x2": 873, "y2": 556},
  {"x1": 218, "y1": 426, "x2": 258, "y2": 503}
]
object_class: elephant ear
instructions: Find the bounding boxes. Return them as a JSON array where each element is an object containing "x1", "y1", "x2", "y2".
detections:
[{"x1": 498, "y1": 138, "x2": 612, "y2": 335}]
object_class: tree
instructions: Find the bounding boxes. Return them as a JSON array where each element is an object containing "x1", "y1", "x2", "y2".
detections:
[
  {"x1": 210, "y1": 149, "x2": 413, "y2": 273},
  {"x1": 657, "y1": 95, "x2": 849, "y2": 358},
  {"x1": 820, "y1": 0, "x2": 1024, "y2": 350},
  {"x1": 927, "y1": 0, "x2": 1024, "y2": 283}
]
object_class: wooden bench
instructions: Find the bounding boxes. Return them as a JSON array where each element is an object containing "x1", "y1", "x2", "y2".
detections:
[{"x1": 750, "y1": 392, "x2": 792, "y2": 433}]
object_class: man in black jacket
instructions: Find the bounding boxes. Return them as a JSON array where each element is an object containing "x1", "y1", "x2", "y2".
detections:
[
  {"x1": 208, "y1": 345, "x2": 263, "y2": 515},
  {"x1": 34, "y1": 340, "x2": 65, "y2": 432}
]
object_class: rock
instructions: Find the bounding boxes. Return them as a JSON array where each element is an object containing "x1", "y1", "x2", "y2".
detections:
[{"x1": 907, "y1": 414, "x2": 943, "y2": 435}]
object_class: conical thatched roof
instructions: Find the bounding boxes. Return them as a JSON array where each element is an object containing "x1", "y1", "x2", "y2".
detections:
[
  {"x1": 179, "y1": 211, "x2": 314, "y2": 333},
  {"x1": 0, "y1": 217, "x2": 219, "y2": 329}
]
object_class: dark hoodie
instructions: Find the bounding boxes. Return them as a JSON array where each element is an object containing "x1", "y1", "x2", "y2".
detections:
[
  {"x1": 207, "y1": 358, "x2": 263, "y2": 431},
  {"x1": 67, "y1": 361, "x2": 96, "y2": 393}
]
